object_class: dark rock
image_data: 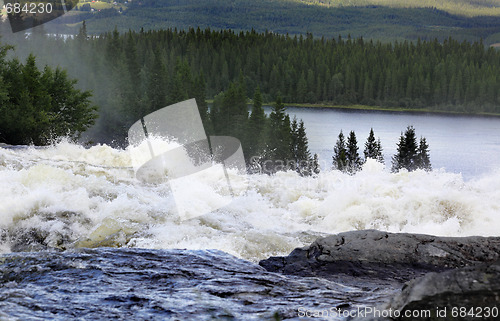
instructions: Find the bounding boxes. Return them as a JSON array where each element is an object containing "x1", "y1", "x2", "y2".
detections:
[
  {"x1": 259, "y1": 230, "x2": 500, "y2": 283},
  {"x1": 359, "y1": 259, "x2": 500, "y2": 320}
]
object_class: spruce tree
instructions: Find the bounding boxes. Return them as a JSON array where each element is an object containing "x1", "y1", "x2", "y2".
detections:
[
  {"x1": 146, "y1": 50, "x2": 167, "y2": 113},
  {"x1": 168, "y1": 59, "x2": 192, "y2": 105},
  {"x1": 282, "y1": 114, "x2": 293, "y2": 168},
  {"x1": 194, "y1": 72, "x2": 209, "y2": 126},
  {"x1": 309, "y1": 153, "x2": 320, "y2": 175},
  {"x1": 295, "y1": 119, "x2": 312, "y2": 175},
  {"x1": 267, "y1": 95, "x2": 292, "y2": 172},
  {"x1": 375, "y1": 138, "x2": 384, "y2": 163},
  {"x1": 392, "y1": 133, "x2": 406, "y2": 173},
  {"x1": 364, "y1": 128, "x2": 384, "y2": 163},
  {"x1": 122, "y1": 31, "x2": 141, "y2": 124},
  {"x1": 417, "y1": 137, "x2": 432, "y2": 171},
  {"x1": 290, "y1": 117, "x2": 299, "y2": 171},
  {"x1": 333, "y1": 130, "x2": 347, "y2": 172},
  {"x1": 0, "y1": 76, "x2": 7, "y2": 107},
  {"x1": 403, "y1": 126, "x2": 419, "y2": 171},
  {"x1": 392, "y1": 126, "x2": 419, "y2": 172},
  {"x1": 210, "y1": 92, "x2": 224, "y2": 134},
  {"x1": 247, "y1": 86, "x2": 266, "y2": 160},
  {"x1": 231, "y1": 76, "x2": 249, "y2": 140},
  {"x1": 249, "y1": 86, "x2": 265, "y2": 132},
  {"x1": 76, "y1": 21, "x2": 88, "y2": 43},
  {"x1": 214, "y1": 80, "x2": 248, "y2": 137},
  {"x1": 364, "y1": 128, "x2": 378, "y2": 159},
  {"x1": 296, "y1": 121, "x2": 311, "y2": 161},
  {"x1": 346, "y1": 130, "x2": 363, "y2": 174}
]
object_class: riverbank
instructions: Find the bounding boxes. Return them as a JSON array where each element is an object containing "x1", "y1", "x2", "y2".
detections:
[
  {"x1": 205, "y1": 100, "x2": 500, "y2": 118},
  {"x1": 276, "y1": 103, "x2": 500, "y2": 118}
]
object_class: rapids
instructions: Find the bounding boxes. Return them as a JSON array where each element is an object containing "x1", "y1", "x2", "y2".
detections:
[{"x1": 1, "y1": 140, "x2": 499, "y2": 261}]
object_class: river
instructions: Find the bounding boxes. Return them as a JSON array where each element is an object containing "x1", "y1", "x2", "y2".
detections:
[
  {"x1": 281, "y1": 107, "x2": 500, "y2": 179},
  {"x1": 1, "y1": 108, "x2": 500, "y2": 319}
]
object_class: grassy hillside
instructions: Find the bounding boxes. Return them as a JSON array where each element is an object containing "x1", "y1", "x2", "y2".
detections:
[
  {"x1": 36, "y1": 0, "x2": 500, "y2": 44},
  {"x1": 294, "y1": 0, "x2": 500, "y2": 17}
]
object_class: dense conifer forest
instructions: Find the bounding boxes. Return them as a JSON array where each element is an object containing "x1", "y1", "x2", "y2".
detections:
[
  {"x1": 11, "y1": 26, "x2": 498, "y2": 120},
  {"x1": 37, "y1": 0, "x2": 500, "y2": 43},
  {"x1": 80, "y1": 28, "x2": 500, "y2": 116},
  {"x1": 0, "y1": 24, "x2": 498, "y2": 173},
  {"x1": 295, "y1": 0, "x2": 500, "y2": 17}
]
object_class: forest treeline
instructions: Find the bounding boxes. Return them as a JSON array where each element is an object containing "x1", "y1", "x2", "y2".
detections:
[
  {"x1": 1, "y1": 25, "x2": 321, "y2": 174},
  {"x1": 64, "y1": 0, "x2": 500, "y2": 42},
  {"x1": 57, "y1": 27, "x2": 500, "y2": 120},
  {"x1": 294, "y1": 0, "x2": 500, "y2": 17},
  {"x1": 1, "y1": 26, "x2": 499, "y2": 161}
]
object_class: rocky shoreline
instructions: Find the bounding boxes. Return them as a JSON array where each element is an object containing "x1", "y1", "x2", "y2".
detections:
[{"x1": 259, "y1": 230, "x2": 500, "y2": 320}]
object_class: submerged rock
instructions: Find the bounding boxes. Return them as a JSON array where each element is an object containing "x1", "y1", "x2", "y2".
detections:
[
  {"x1": 259, "y1": 230, "x2": 500, "y2": 282},
  {"x1": 0, "y1": 248, "x2": 387, "y2": 320}
]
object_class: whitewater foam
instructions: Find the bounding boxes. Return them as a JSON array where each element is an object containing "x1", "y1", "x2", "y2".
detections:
[{"x1": 1, "y1": 141, "x2": 499, "y2": 261}]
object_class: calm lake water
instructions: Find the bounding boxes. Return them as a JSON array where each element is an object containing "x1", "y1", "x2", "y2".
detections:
[{"x1": 277, "y1": 107, "x2": 500, "y2": 179}]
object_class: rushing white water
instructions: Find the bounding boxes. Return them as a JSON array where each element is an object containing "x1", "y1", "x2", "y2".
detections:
[{"x1": 1, "y1": 140, "x2": 499, "y2": 261}]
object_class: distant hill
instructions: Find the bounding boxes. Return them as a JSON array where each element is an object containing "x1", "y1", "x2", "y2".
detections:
[
  {"x1": 294, "y1": 0, "x2": 500, "y2": 17},
  {"x1": 43, "y1": 0, "x2": 500, "y2": 44}
]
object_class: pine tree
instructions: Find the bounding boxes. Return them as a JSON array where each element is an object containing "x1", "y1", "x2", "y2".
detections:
[
  {"x1": 294, "y1": 119, "x2": 312, "y2": 175},
  {"x1": 122, "y1": 31, "x2": 141, "y2": 123},
  {"x1": 346, "y1": 130, "x2": 363, "y2": 174},
  {"x1": 282, "y1": 114, "x2": 293, "y2": 167},
  {"x1": 364, "y1": 128, "x2": 378, "y2": 159},
  {"x1": 296, "y1": 72, "x2": 307, "y2": 102},
  {"x1": 333, "y1": 130, "x2": 347, "y2": 172},
  {"x1": 392, "y1": 126, "x2": 419, "y2": 172},
  {"x1": 267, "y1": 95, "x2": 292, "y2": 172},
  {"x1": 417, "y1": 137, "x2": 432, "y2": 171},
  {"x1": 76, "y1": 21, "x2": 88, "y2": 43},
  {"x1": 290, "y1": 117, "x2": 299, "y2": 171},
  {"x1": 194, "y1": 72, "x2": 209, "y2": 126},
  {"x1": 210, "y1": 92, "x2": 224, "y2": 134},
  {"x1": 375, "y1": 138, "x2": 384, "y2": 163},
  {"x1": 0, "y1": 76, "x2": 7, "y2": 107},
  {"x1": 246, "y1": 86, "x2": 266, "y2": 160},
  {"x1": 249, "y1": 86, "x2": 265, "y2": 132},
  {"x1": 105, "y1": 27, "x2": 122, "y2": 66},
  {"x1": 168, "y1": 59, "x2": 192, "y2": 105},
  {"x1": 403, "y1": 126, "x2": 419, "y2": 171},
  {"x1": 225, "y1": 77, "x2": 248, "y2": 139},
  {"x1": 146, "y1": 50, "x2": 167, "y2": 113},
  {"x1": 392, "y1": 133, "x2": 406, "y2": 173},
  {"x1": 364, "y1": 128, "x2": 384, "y2": 163},
  {"x1": 309, "y1": 153, "x2": 320, "y2": 175}
]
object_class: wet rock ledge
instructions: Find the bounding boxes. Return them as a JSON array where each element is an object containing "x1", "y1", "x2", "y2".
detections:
[
  {"x1": 260, "y1": 230, "x2": 500, "y2": 282},
  {"x1": 366, "y1": 260, "x2": 500, "y2": 320},
  {"x1": 259, "y1": 230, "x2": 500, "y2": 320}
]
